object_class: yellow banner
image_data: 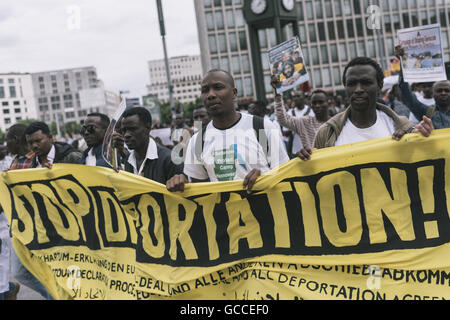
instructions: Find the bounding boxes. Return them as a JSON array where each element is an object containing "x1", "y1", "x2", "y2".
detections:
[{"x1": 1, "y1": 129, "x2": 449, "y2": 300}]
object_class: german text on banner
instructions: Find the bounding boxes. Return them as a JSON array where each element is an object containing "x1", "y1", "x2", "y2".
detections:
[{"x1": 1, "y1": 129, "x2": 450, "y2": 300}]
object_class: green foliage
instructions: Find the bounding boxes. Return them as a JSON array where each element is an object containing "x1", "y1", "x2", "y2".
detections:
[
  {"x1": 16, "y1": 119, "x2": 39, "y2": 127},
  {"x1": 63, "y1": 121, "x2": 82, "y2": 136},
  {"x1": 158, "y1": 97, "x2": 203, "y2": 126},
  {"x1": 159, "y1": 101, "x2": 172, "y2": 126},
  {"x1": 0, "y1": 129, "x2": 4, "y2": 145}
]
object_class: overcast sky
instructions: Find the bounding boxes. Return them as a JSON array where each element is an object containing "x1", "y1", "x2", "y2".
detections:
[{"x1": 0, "y1": 0, "x2": 200, "y2": 98}]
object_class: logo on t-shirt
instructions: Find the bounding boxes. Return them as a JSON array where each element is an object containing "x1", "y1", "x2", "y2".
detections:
[{"x1": 213, "y1": 145, "x2": 247, "y2": 181}]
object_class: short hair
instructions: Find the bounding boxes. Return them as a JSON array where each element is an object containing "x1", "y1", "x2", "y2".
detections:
[
  {"x1": 205, "y1": 69, "x2": 235, "y2": 88},
  {"x1": 25, "y1": 122, "x2": 51, "y2": 136},
  {"x1": 122, "y1": 107, "x2": 152, "y2": 127},
  {"x1": 194, "y1": 104, "x2": 206, "y2": 110},
  {"x1": 7, "y1": 123, "x2": 27, "y2": 139},
  {"x1": 250, "y1": 100, "x2": 267, "y2": 110},
  {"x1": 311, "y1": 89, "x2": 329, "y2": 98},
  {"x1": 87, "y1": 112, "x2": 110, "y2": 128},
  {"x1": 342, "y1": 57, "x2": 384, "y2": 89}
]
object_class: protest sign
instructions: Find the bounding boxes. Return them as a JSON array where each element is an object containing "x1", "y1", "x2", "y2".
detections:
[
  {"x1": 268, "y1": 37, "x2": 309, "y2": 93},
  {"x1": 1, "y1": 129, "x2": 450, "y2": 300},
  {"x1": 397, "y1": 24, "x2": 447, "y2": 83},
  {"x1": 151, "y1": 128, "x2": 173, "y2": 147}
]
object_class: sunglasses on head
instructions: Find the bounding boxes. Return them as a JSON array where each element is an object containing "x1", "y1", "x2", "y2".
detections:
[{"x1": 80, "y1": 124, "x2": 97, "y2": 135}]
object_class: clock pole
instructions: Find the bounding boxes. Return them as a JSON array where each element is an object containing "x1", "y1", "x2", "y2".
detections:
[{"x1": 244, "y1": 0, "x2": 298, "y2": 101}]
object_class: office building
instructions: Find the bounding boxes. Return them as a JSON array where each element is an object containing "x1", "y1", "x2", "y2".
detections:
[
  {"x1": 147, "y1": 55, "x2": 203, "y2": 104},
  {"x1": 194, "y1": 0, "x2": 450, "y2": 100},
  {"x1": 31, "y1": 66, "x2": 118, "y2": 126},
  {"x1": 0, "y1": 73, "x2": 38, "y2": 132}
]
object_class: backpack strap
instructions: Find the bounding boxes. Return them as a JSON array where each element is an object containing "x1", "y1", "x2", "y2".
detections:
[
  {"x1": 304, "y1": 106, "x2": 311, "y2": 115},
  {"x1": 252, "y1": 115, "x2": 268, "y2": 160},
  {"x1": 195, "y1": 117, "x2": 268, "y2": 163},
  {"x1": 194, "y1": 124, "x2": 207, "y2": 163}
]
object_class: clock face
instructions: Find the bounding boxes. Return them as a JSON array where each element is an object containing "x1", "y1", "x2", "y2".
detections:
[
  {"x1": 251, "y1": 0, "x2": 267, "y2": 15},
  {"x1": 282, "y1": 0, "x2": 294, "y2": 11}
]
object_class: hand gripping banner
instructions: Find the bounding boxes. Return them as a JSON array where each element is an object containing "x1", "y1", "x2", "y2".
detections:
[{"x1": 1, "y1": 130, "x2": 449, "y2": 300}]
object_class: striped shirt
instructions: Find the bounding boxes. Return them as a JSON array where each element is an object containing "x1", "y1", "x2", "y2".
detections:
[{"x1": 274, "y1": 95, "x2": 324, "y2": 149}]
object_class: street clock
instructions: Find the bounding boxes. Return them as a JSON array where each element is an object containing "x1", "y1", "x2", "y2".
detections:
[
  {"x1": 250, "y1": 0, "x2": 267, "y2": 15},
  {"x1": 243, "y1": 0, "x2": 299, "y2": 100},
  {"x1": 282, "y1": 0, "x2": 295, "y2": 11}
]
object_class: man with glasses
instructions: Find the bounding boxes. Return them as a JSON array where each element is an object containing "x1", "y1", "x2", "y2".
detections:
[{"x1": 80, "y1": 112, "x2": 116, "y2": 168}]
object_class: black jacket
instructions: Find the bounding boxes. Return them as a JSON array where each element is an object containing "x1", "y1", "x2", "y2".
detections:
[
  {"x1": 81, "y1": 144, "x2": 113, "y2": 168},
  {"x1": 30, "y1": 142, "x2": 82, "y2": 168},
  {"x1": 124, "y1": 144, "x2": 184, "y2": 184}
]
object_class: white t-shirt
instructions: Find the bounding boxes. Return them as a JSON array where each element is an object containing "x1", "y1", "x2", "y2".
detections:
[
  {"x1": 287, "y1": 106, "x2": 315, "y2": 154},
  {"x1": 335, "y1": 110, "x2": 396, "y2": 146},
  {"x1": 184, "y1": 113, "x2": 289, "y2": 182}
]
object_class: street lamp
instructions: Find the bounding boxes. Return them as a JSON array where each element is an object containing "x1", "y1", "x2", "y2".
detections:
[{"x1": 156, "y1": 0, "x2": 175, "y2": 118}]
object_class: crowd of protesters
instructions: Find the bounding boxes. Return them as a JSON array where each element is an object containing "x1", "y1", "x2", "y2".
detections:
[{"x1": 1, "y1": 46, "x2": 449, "y2": 299}]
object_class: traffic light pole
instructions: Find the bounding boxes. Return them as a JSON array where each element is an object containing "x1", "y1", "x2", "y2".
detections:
[{"x1": 156, "y1": 0, "x2": 175, "y2": 117}]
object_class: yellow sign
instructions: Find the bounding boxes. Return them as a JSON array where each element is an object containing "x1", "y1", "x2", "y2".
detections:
[{"x1": 1, "y1": 129, "x2": 449, "y2": 300}]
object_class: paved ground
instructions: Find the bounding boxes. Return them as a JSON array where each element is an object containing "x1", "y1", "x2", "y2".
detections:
[{"x1": 9, "y1": 274, "x2": 46, "y2": 300}]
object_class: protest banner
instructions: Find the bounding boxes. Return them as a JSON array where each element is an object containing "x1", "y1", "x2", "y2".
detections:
[
  {"x1": 1, "y1": 129, "x2": 449, "y2": 300},
  {"x1": 397, "y1": 24, "x2": 447, "y2": 83},
  {"x1": 268, "y1": 37, "x2": 309, "y2": 93}
]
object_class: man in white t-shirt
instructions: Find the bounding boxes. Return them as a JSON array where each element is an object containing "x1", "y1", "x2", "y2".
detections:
[
  {"x1": 298, "y1": 57, "x2": 433, "y2": 160},
  {"x1": 166, "y1": 69, "x2": 289, "y2": 192}
]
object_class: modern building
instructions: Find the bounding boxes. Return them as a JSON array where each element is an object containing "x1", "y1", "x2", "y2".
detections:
[
  {"x1": 0, "y1": 73, "x2": 38, "y2": 132},
  {"x1": 147, "y1": 55, "x2": 203, "y2": 104},
  {"x1": 31, "y1": 66, "x2": 118, "y2": 127},
  {"x1": 194, "y1": 0, "x2": 450, "y2": 101}
]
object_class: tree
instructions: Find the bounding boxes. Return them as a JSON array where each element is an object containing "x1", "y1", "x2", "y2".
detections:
[{"x1": 63, "y1": 121, "x2": 82, "y2": 136}]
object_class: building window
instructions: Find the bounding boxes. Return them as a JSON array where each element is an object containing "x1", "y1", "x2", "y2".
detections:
[
  {"x1": 218, "y1": 34, "x2": 227, "y2": 52},
  {"x1": 229, "y1": 32, "x2": 238, "y2": 51},
  {"x1": 244, "y1": 77, "x2": 253, "y2": 96},
  {"x1": 4, "y1": 118, "x2": 10, "y2": 124},
  {"x1": 241, "y1": 54, "x2": 250, "y2": 73},
  {"x1": 308, "y1": 23, "x2": 317, "y2": 42},
  {"x1": 235, "y1": 78, "x2": 243, "y2": 97},
  {"x1": 0, "y1": 87, "x2": 4, "y2": 98},
  {"x1": 8, "y1": 79, "x2": 14, "y2": 84},
  {"x1": 239, "y1": 31, "x2": 247, "y2": 50},
  {"x1": 322, "y1": 68, "x2": 331, "y2": 87},
  {"x1": 9, "y1": 86, "x2": 16, "y2": 98},
  {"x1": 226, "y1": 10, "x2": 234, "y2": 27},
  {"x1": 313, "y1": 68, "x2": 322, "y2": 87},
  {"x1": 209, "y1": 35, "x2": 217, "y2": 54},
  {"x1": 205, "y1": 12, "x2": 214, "y2": 30},
  {"x1": 14, "y1": 108, "x2": 21, "y2": 113},
  {"x1": 215, "y1": 11, "x2": 224, "y2": 29},
  {"x1": 235, "y1": 9, "x2": 244, "y2": 27},
  {"x1": 13, "y1": 101, "x2": 20, "y2": 105},
  {"x1": 3, "y1": 109, "x2": 9, "y2": 114}
]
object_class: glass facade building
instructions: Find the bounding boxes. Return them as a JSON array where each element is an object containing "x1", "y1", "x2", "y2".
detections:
[{"x1": 194, "y1": 0, "x2": 450, "y2": 100}]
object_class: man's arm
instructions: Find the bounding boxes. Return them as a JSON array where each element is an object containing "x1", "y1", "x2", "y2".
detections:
[{"x1": 395, "y1": 45, "x2": 428, "y2": 121}]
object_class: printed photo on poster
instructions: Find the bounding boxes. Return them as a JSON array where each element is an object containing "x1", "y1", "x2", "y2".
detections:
[
  {"x1": 397, "y1": 24, "x2": 447, "y2": 83},
  {"x1": 268, "y1": 37, "x2": 309, "y2": 93}
]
